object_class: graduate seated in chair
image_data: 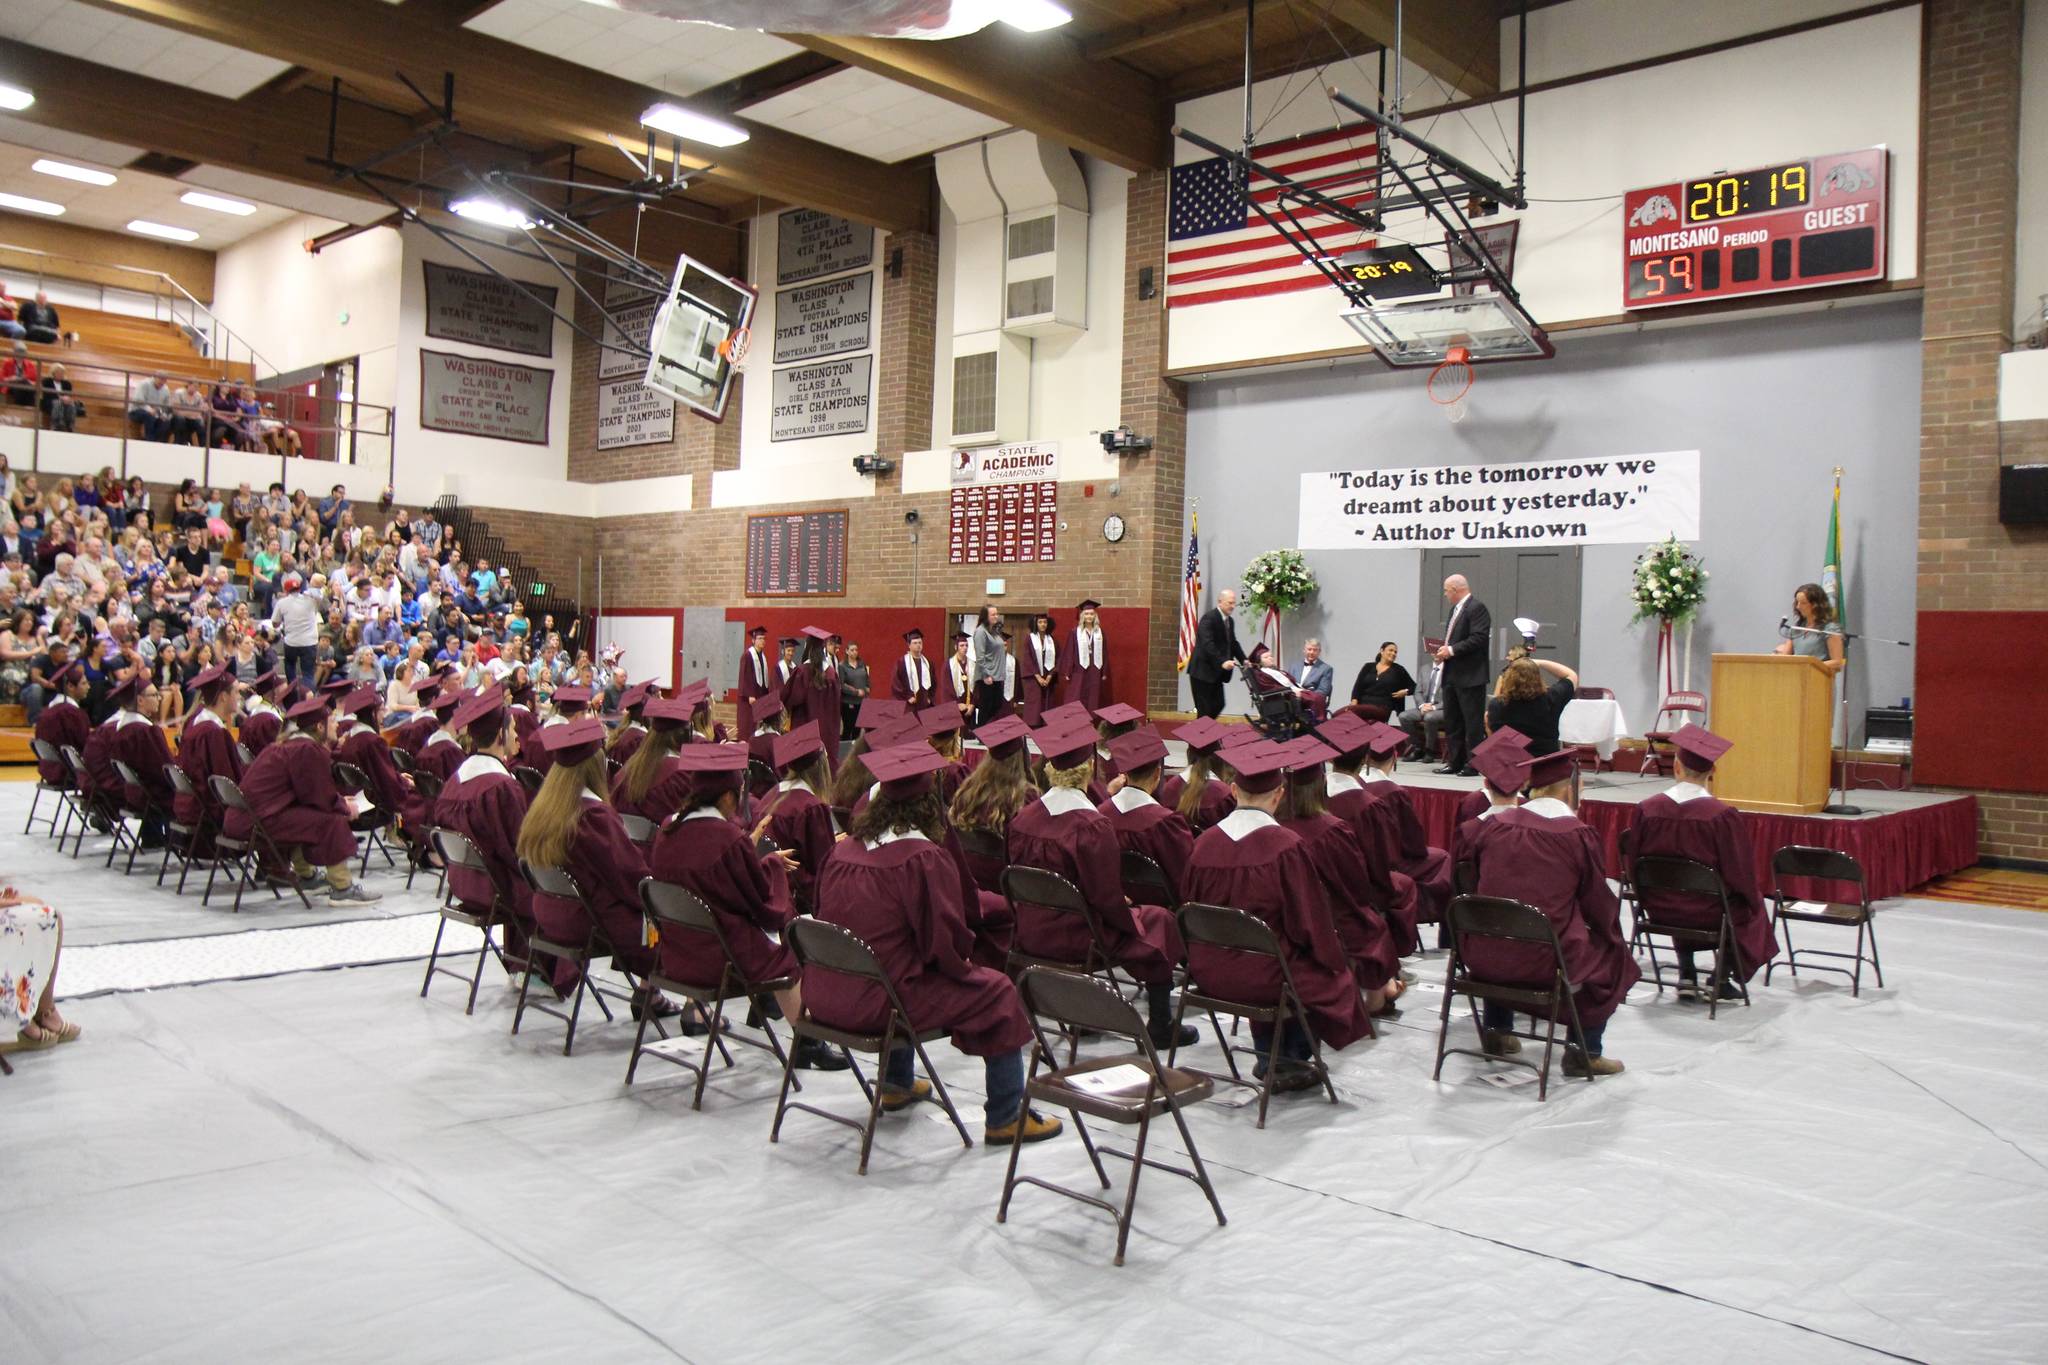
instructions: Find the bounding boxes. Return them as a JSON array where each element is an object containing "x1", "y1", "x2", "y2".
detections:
[
  {"x1": 1156, "y1": 717, "x2": 1237, "y2": 832},
  {"x1": 1005, "y1": 723, "x2": 1198, "y2": 1050},
  {"x1": 1317, "y1": 714, "x2": 1424, "y2": 956},
  {"x1": 228, "y1": 695, "x2": 381, "y2": 903},
  {"x1": 1352, "y1": 721, "x2": 1455, "y2": 924},
  {"x1": 1275, "y1": 735, "x2": 1404, "y2": 1016},
  {"x1": 1464, "y1": 749, "x2": 1639, "y2": 1075},
  {"x1": 1242, "y1": 643, "x2": 1315, "y2": 739},
  {"x1": 1097, "y1": 728, "x2": 1195, "y2": 909},
  {"x1": 175, "y1": 664, "x2": 245, "y2": 854},
  {"x1": 750, "y1": 728, "x2": 840, "y2": 912},
  {"x1": 1181, "y1": 741, "x2": 1377, "y2": 1088},
  {"x1": 609, "y1": 694, "x2": 696, "y2": 825},
  {"x1": 811, "y1": 743, "x2": 1061, "y2": 1145},
  {"x1": 1630, "y1": 724, "x2": 1778, "y2": 1001}
]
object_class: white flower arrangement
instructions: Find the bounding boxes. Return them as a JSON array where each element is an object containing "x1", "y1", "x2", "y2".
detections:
[
  {"x1": 1629, "y1": 535, "x2": 1708, "y2": 626},
  {"x1": 1240, "y1": 549, "x2": 1319, "y2": 616}
]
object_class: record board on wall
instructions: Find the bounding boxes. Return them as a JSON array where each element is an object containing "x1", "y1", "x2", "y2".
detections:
[{"x1": 744, "y1": 509, "x2": 849, "y2": 597}]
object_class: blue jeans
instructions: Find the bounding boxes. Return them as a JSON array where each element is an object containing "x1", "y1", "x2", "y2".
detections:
[
  {"x1": 885, "y1": 1045, "x2": 1025, "y2": 1126},
  {"x1": 20, "y1": 683, "x2": 47, "y2": 721},
  {"x1": 1483, "y1": 1001, "x2": 1605, "y2": 1056},
  {"x1": 1249, "y1": 1019, "x2": 1312, "y2": 1066},
  {"x1": 0, "y1": 321, "x2": 23, "y2": 339}
]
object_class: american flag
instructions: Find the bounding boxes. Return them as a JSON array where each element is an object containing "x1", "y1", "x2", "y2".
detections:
[
  {"x1": 1177, "y1": 509, "x2": 1201, "y2": 672},
  {"x1": 1168, "y1": 122, "x2": 1381, "y2": 309}
]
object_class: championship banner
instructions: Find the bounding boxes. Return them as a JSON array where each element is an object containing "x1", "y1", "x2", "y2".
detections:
[
  {"x1": 950, "y1": 440, "x2": 1059, "y2": 486},
  {"x1": 421, "y1": 262, "x2": 557, "y2": 358},
  {"x1": 419, "y1": 350, "x2": 552, "y2": 446},
  {"x1": 1298, "y1": 450, "x2": 1700, "y2": 548}
]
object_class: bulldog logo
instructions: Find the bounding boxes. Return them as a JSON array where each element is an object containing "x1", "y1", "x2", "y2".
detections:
[
  {"x1": 1819, "y1": 162, "x2": 1876, "y2": 197},
  {"x1": 1628, "y1": 194, "x2": 1678, "y2": 227}
]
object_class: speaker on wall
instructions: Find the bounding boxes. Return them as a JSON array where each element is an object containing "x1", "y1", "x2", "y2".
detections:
[{"x1": 2000, "y1": 464, "x2": 2048, "y2": 525}]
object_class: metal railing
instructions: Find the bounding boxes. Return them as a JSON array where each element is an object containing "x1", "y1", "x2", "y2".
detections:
[
  {"x1": 2, "y1": 353, "x2": 395, "y2": 491},
  {"x1": 0, "y1": 242, "x2": 280, "y2": 379}
]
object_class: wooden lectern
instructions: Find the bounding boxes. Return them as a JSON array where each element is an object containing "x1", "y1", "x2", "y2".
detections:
[{"x1": 1708, "y1": 654, "x2": 1835, "y2": 815}]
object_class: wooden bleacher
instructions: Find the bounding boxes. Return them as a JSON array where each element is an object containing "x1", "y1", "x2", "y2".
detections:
[{"x1": 5, "y1": 304, "x2": 254, "y2": 442}]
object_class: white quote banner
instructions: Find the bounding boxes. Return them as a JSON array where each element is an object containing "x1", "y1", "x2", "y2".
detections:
[{"x1": 1298, "y1": 450, "x2": 1700, "y2": 548}]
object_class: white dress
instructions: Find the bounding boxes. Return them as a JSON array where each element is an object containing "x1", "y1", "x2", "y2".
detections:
[{"x1": 1, "y1": 902, "x2": 59, "y2": 1043}]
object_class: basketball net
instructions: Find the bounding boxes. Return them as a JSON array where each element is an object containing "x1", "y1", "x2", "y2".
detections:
[
  {"x1": 717, "y1": 327, "x2": 753, "y2": 375},
  {"x1": 1428, "y1": 344, "x2": 1474, "y2": 424}
]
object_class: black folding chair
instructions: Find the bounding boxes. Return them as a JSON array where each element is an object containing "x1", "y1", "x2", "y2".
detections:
[
  {"x1": 1629, "y1": 854, "x2": 1751, "y2": 1019},
  {"x1": 953, "y1": 826, "x2": 1007, "y2": 892},
  {"x1": 332, "y1": 760, "x2": 399, "y2": 879},
  {"x1": 1002, "y1": 864, "x2": 1130, "y2": 1060},
  {"x1": 1767, "y1": 846, "x2": 1882, "y2": 997},
  {"x1": 1172, "y1": 902, "x2": 1339, "y2": 1128},
  {"x1": 159, "y1": 764, "x2": 214, "y2": 894},
  {"x1": 64, "y1": 746, "x2": 137, "y2": 864},
  {"x1": 109, "y1": 760, "x2": 169, "y2": 875},
  {"x1": 771, "y1": 916, "x2": 975, "y2": 1175},
  {"x1": 235, "y1": 742, "x2": 256, "y2": 767},
  {"x1": 511, "y1": 860, "x2": 636, "y2": 1055},
  {"x1": 629, "y1": 878, "x2": 791, "y2": 1106},
  {"x1": 203, "y1": 776, "x2": 313, "y2": 912},
  {"x1": 25, "y1": 738, "x2": 76, "y2": 841},
  {"x1": 1433, "y1": 894, "x2": 1590, "y2": 1100},
  {"x1": 1119, "y1": 849, "x2": 1177, "y2": 910},
  {"x1": 512, "y1": 765, "x2": 544, "y2": 796},
  {"x1": 999, "y1": 967, "x2": 1225, "y2": 1266},
  {"x1": 420, "y1": 829, "x2": 509, "y2": 1015},
  {"x1": 404, "y1": 770, "x2": 445, "y2": 891},
  {"x1": 618, "y1": 813, "x2": 657, "y2": 848}
]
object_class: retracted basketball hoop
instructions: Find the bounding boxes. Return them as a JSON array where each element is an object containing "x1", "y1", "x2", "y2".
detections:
[{"x1": 1428, "y1": 345, "x2": 1473, "y2": 423}]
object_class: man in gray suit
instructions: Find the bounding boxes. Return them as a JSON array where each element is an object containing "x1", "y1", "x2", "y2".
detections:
[
  {"x1": 971, "y1": 604, "x2": 1008, "y2": 726},
  {"x1": 1397, "y1": 658, "x2": 1445, "y2": 760}
]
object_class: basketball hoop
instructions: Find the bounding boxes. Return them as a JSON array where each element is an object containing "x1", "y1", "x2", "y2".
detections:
[
  {"x1": 1428, "y1": 344, "x2": 1474, "y2": 423},
  {"x1": 717, "y1": 325, "x2": 752, "y2": 374}
]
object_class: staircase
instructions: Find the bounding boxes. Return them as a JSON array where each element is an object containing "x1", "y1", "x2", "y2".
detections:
[{"x1": 432, "y1": 495, "x2": 581, "y2": 635}]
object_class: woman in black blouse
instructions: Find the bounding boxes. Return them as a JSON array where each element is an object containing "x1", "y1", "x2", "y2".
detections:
[
  {"x1": 1347, "y1": 640, "x2": 1415, "y2": 721},
  {"x1": 1484, "y1": 655, "x2": 1579, "y2": 754}
]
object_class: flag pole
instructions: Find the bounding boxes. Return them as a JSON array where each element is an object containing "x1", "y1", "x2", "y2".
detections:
[{"x1": 1823, "y1": 465, "x2": 1861, "y2": 815}]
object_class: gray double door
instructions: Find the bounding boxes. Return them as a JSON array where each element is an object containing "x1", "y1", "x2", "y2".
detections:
[{"x1": 1418, "y1": 547, "x2": 1583, "y2": 672}]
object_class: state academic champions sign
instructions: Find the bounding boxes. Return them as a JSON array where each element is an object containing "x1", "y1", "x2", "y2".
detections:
[{"x1": 1298, "y1": 450, "x2": 1701, "y2": 548}]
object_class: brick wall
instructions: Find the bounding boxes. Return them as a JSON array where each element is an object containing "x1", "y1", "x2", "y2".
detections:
[
  {"x1": 458, "y1": 504, "x2": 598, "y2": 607},
  {"x1": 1916, "y1": 0, "x2": 2048, "y2": 861},
  {"x1": 874, "y1": 230, "x2": 937, "y2": 460},
  {"x1": 1122, "y1": 169, "x2": 1191, "y2": 711}
]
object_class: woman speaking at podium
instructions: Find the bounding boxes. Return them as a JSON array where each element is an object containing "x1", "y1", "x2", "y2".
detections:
[{"x1": 1773, "y1": 583, "x2": 1845, "y2": 673}]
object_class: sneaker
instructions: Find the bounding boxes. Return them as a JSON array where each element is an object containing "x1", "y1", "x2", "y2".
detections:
[
  {"x1": 1481, "y1": 1029, "x2": 1522, "y2": 1056},
  {"x1": 985, "y1": 1109, "x2": 1063, "y2": 1146},
  {"x1": 1563, "y1": 1050, "x2": 1624, "y2": 1078},
  {"x1": 879, "y1": 1078, "x2": 932, "y2": 1111},
  {"x1": 791, "y1": 1039, "x2": 850, "y2": 1072},
  {"x1": 327, "y1": 883, "x2": 382, "y2": 903}
]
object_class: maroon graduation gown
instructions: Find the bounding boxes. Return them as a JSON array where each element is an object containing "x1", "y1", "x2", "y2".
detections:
[
  {"x1": 609, "y1": 755, "x2": 691, "y2": 825},
  {"x1": 1467, "y1": 805, "x2": 1641, "y2": 1030},
  {"x1": 416, "y1": 732, "x2": 465, "y2": 785},
  {"x1": 1326, "y1": 783, "x2": 1423, "y2": 956},
  {"x1": 799, "y1": 667, "x2": 843, "y2": 772},
  {"x1": 336, "y1": 723, "x2": 429, "y2": 830},
  {"x1": 173, "y1": 712, "x2": 242, "y2": 843},
  {"x1": 736, "y1": 647, "x2": 773, "y2": 735},
  {"x1": 757, "y1": 782, "x2": 838, "y2": 911},
  {"x1": 1006, "y1": 795, "x2": 1183, "y2": 985},
  {"x1": 227, "y1": 733, "x2": 356, "y2": 865},
  {"x1": 510, "y1": 704, "x2": 540, "y2": 745},
  {"x1": 647, "y1": 808, "x2": 798, "y2": 986},
  {"x1": 1059, "y1": 629, "x2": 1109, "y2": 710},
  {"x1": 937, "y1": 654, "x2": 972, "y2": 723},
  {"x1": 1281, "y1": 811, "x2": 1400, "y2": 991},
  {"x1": 609, "y1": 723, "x2": 648, "y2": 771},
  {"x1": 745, "y1": 731, "x2": 779, "y2": 800},
  {"x1": 1457, "y1": 787, "x2": 1490, "y2": 825},
  {"x1": 527, "y1": 797, "x2": 655, "y2": 976},
  {"x1": 33, "y1": 695, "x2": 88, "y2": 784},
  {"x1": 435, "y1": 756, "x2": 571, "y2": 992},
  {"x1": 393, "y1": 712, "x2": 439, "y2": 757},
  {"x1": 1156, "y1": 773, "x2": 1237, "y2": 832},
  {"x1": 111, "y1": 712, "x2": 175, "y2": 814},
  {"x1": 1096, "y1": 793, "x2": 1195, "y2": 909},
  {"x1": 518, "y1": 719, "x2": 561, "y2": 775},
  {"x1": 890, "y1": 653, "x2": 936, "y2": 710},
  {"x1": 1357, "y1": 776, "x2": 1453, "y2": 921},
  {"x1": 1020, "y1": 633, "x2": 1061, "y2": 725},
  {"x1": 1632, "y1": 791, "x2": 1778, "y2": 981},
  {"x1": 82, "y1": 717, "x2": 123, "y2": 799},
  {"x1": 810, "y1": 835, "x2": 1032, "y2": 1057},
  {"x1": 238, "y1": 707, "x2": 281, "y2": 758},
  {"x1": 1182, "y1": 816, "x2": 1374, "y2": 1049}
]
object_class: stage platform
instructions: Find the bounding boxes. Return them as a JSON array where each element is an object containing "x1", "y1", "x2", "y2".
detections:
[{"x1": 1385, "y1": 768, "x2": 1978, "y2": 902}]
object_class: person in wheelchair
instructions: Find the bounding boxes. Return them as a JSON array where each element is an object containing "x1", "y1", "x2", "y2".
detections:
[{"x1": 1242, "y1": 643, "x2": 1318, "y2": 738}]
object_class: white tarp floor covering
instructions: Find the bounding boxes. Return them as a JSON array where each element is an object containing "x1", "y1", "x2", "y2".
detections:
[{"x1": 2, "y1": 784, "x2": 2045, "y2": 1363}]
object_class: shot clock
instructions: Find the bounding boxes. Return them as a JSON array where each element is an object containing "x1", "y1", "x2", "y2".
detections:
[{"x1": 1621, "y1": 148, "x2": 1886, "y2": 310}]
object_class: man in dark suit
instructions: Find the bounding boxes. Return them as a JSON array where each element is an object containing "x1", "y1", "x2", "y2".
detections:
[
  {"x1": 1187, "y1": 588, "x2": 1247, "y2": 720},
  {"x1": 1431, "y1": 574, "x2": 1491, "y2": 775}
]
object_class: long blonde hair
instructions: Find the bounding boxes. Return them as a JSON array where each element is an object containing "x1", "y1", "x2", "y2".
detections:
[
  {"x1": 516, "y1": 752, "x2": 606, "y2": 870},
  {"x1": 951, "y1": 747, "x2": 1039, "y2": 834},
  {"x1": 1177, "y1": 753, "x2": 1217, "y2": 822},
  {"x1": 618, "y1": 723, "x2": 685, "y2": 806}
]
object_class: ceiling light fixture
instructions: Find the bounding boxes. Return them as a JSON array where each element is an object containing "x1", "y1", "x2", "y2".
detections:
[
  {"x1": 639, "y1": 102, "x2": 750, "y2": 148},
  {"x1": 999, "y1": 0, "x2": 1073, "y2": 32},
  {"x1": 448, "y1": 197, "x2": 538, "y2": 230},
  {"x1": 0, "y1": 84, "x2": 33, "y2": 112},
  {"x1": 180, "y1": 190, "x2": 257, "y2": 216},
  {"x1": 0, "y1": 191, "x2": 65, "y2": 217},
  {"x1": 33, "y1": 159, "x2": 117, "y2": 187},
  {"x1": 128, "y1": 219, "x2": 199, "y2": 241}
]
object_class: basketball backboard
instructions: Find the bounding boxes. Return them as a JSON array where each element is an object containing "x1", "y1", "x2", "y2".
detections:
[
  {"x1": 1340, "y1": 294, "x2": 1553, "y2": 368},
  {"x1": 644, "y1": 254, "x2": 757, "y2": 421}
]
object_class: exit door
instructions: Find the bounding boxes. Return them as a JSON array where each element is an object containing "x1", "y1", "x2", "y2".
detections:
[{"x1": 1419, "y1": 547, "x2": 1583, "y2": 669}]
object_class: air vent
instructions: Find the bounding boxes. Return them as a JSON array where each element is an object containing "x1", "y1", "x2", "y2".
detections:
[
  {"x1": 133, "y1": 153, "x2": 199, "y2": 178},
  {"x1": 952, "y1": 352, "x2": 997, "y2": 437},
  {"x1": 1006, "y1": 277, "x2": 1054, "y2": 321},
  {"x1": 1007, "y1": 215, "x2": 1055, "y2": 259}
]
